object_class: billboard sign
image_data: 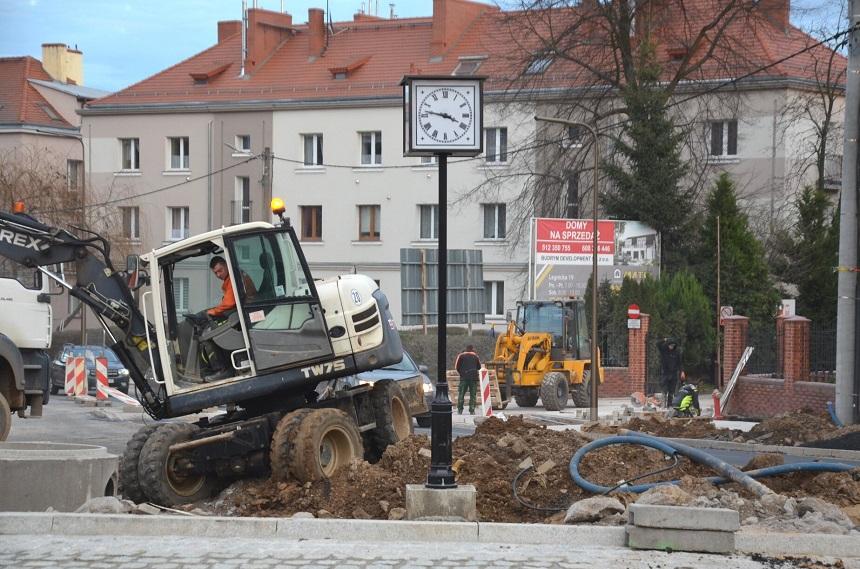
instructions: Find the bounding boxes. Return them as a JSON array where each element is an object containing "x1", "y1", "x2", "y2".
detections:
[{"x1": 531, "y1": 218, "x2": 660, "y2": 300}]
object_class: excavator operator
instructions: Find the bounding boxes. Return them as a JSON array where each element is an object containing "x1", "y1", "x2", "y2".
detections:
[{"x1": 194, "y1": 256, "x2": 256, "y2": 381}]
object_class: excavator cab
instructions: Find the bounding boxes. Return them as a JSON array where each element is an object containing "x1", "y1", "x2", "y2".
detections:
[{"x1": 148, "y1": 222, "x2": 333, "y2": 396}]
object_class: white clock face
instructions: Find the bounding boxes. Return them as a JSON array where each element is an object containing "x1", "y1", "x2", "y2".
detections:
[{"x1": 417, "y1": 86, "x2": 475, "y2": 145}]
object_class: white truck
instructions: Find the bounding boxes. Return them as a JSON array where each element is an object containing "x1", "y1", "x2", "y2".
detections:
[{"x1": 0, "y1": 257, "x2": 52, "y2": 440}]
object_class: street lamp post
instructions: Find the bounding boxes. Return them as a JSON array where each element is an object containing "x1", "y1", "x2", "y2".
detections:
[{"x1": 534, "y1": 116, "x2": 600, "y2": 420}]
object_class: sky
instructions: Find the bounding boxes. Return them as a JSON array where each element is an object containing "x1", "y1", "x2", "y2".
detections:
[
  {"x1": 0, "y1": 0, "x2": 845, "y2": 94},
  {"x1": 0, "y1": 0, "x2": 434, "y2": 92}
]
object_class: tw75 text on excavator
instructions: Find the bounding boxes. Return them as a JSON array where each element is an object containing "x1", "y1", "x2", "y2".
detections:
[
  {"x1": 0, "y1": 200, "x2": 410, "y2": 506},
  {"x1": 489, "y1": 299, "x2": 602, "y2": 411}
]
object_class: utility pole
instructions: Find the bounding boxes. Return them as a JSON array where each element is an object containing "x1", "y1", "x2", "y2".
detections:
[
  {"x1": 716, "y1": 215, "x2": 721, "y2": 389},
  {"x1": 837, "y1": 0, "x2": 860, "y2": 424},
  {"x1": 262, "y1": 147, "x2": 273, "y2": 220}
]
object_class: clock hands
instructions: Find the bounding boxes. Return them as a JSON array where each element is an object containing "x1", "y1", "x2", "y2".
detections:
[{"x1": 427, "y1": 110, "x2": 459, "y2": 123}]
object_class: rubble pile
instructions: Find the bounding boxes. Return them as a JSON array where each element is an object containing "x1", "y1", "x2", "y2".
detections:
[{"x1": 191, "y1": 415, "x2": 860, "y2": 531}]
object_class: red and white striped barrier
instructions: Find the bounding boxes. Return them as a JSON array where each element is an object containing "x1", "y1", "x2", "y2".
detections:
[
  {"x1": 95, "y1": 357, "x2": 108, "y2": 400},
  {"x1": 64, "y1": 358, "x2": 76, "y2": 395},
  {"x1": 478, "y1": 367, "x2": 493, "y2": 418},
  {"x1": 66, "y1": 357, "x2": 86, "y2": 396}
]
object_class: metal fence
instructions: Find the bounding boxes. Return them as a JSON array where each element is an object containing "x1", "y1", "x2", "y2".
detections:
[
  {"x1": 809, "y1": 322, "x2": 836, "y2": 383},
  {"x1": 745, "y1": 320, "x2": 781, "y2": 377},
  {"x1": 598, "y1": 327, "x2": 628, "y2": 368}
]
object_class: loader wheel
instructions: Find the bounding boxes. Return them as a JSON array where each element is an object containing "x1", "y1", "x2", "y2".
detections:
[
  {"x1": 0, "y1": 392, "x2": 11, "y2": 441},
  {"x1": 138, "y1": 423, "x2": 215, "y2": 506},
  {"x1": 365, "y1": 379, "x2": 413, "y2": 463},
  {"x1": 269, "y1": 408, "x2": 314, "y2": 482},
  {"x1": 540, "y1": 371, "x2": 569, "y2": 411},
  {"x1": 571, "y1": 370, "x2": 593, "y2": 408},
  {"x1": 514, "y1": 389, "x2": 539, "y2": 408},
  {"x1": 290, "y1": 408, "x2": 363, "y2": 482},
  {"x1": 117, "y1": 424, "x2": 160, "y2": 503}
]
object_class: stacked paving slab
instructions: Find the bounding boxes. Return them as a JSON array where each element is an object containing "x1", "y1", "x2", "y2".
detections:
[{"x1": 627, "y1": 503, "x2": 740, "y2": 554}]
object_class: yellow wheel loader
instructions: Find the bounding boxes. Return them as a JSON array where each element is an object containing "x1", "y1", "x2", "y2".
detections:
[{"x1": 488, "y1": 300, "x2": 602, "y2": 411}]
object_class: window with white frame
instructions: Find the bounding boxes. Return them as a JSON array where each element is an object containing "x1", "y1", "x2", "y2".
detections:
[
  {"x1": 120, "y1": 138, "x2": 139, "y2": 170},
  {"x1": 235, "y1": 134, "x2": 251, "y2": 153},
  {"x1": 358, "y1": 205, "x2": 381, "y2": 240},
  {"x1": 168, "y1": 136, "x2": 190, "y2": 169},
  {"x1": 174, "y1": 277, "x2": 190, "y2": 314},
  {"x1": 484, "y1": 281, "x2": 504, "y2": 316},
  {"x1": 360, "y1": 131, "x2": 382, "y2": 165},
  {"x1": 120, "y1": 206, "x2": 140, "y2": 240},
  {"x1": 709, "y1": 120, "x2": 737, "y2": 157},
  {"x1": 303, "y1": 134, "x2": 323, "y2": 166},
  {"x1": 67, "y1": 159, "x2": 83, "y2": 191},
  {"x1": 482, "y1": 203, "x2": 506, "y2": 239},
  {"x1": 167, "y1": 207, "x2": 189, "y2": 240},
  {"x1": 233, "y1": 177, "x2": 251, "y2": 224},
  {"x1": 419, "y1": 204, "x2": 438, "y2": 240},
  {"x1": 485, "y1": 128, "x2": 508, "y2": 163}
]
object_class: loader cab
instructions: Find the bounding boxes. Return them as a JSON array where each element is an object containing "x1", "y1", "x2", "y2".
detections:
[
  {"x1": 146, "y1": 222, "x2": 333, "y2": 395},
  {"x1": 516, "y1": 300, "x2": 590, "y2": 360}
]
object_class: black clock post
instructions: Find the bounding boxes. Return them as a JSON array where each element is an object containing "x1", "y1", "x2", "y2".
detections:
[{"x1": 426, "y1": 152, "x2": 456, "y2": 489}]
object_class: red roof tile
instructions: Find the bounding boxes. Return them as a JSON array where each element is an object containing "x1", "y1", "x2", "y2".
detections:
[
  {"x1": 0, "y1": 56, "x2": 74, "y2": 128},
  {"x1": 86, "y1": 1, "x2": 845, "y2": 110}
]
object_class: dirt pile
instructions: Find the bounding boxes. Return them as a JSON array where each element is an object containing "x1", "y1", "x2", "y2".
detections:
[
  {"x1": 747, "y1": 411, "x2": 840, "y2": 445},
  {"x1": 595, "y1": 415, "x2": 741, "y2": 441}
]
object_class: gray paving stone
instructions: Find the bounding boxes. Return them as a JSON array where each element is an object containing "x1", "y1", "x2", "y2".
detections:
[
  {"x1": 626, "y1": 525, "x2": 736, "y2": 554},
  {"x1": 628, "y1": 503, "x2": 740, "y2": 532}
]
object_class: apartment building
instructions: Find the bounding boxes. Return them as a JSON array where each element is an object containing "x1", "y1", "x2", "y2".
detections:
[{"x1": 80, "y1": 0, "x2": 844, "y2": 325}]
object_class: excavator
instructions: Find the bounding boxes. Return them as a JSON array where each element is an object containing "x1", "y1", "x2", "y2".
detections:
[
  {"x1": 489, "y1": 299, "x2": 602, "y2": 411},
  {"x1": 0, "y1": 200, "x2": 408, "y2": 505}
]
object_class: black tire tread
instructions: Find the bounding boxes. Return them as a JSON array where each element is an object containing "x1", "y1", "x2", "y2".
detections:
[
  {"x1": 290, "y1": 408, "x2": 362, "y2": 482},
  {"x1": 117, "y1": 423, "x2": 160, "y2": 503},
  {"x1": 367, "y1": 379, "x2": 413, "y2": 463},
  {"x1": 540, "y1": 371, "x2": 569, "y2": 411},
  {"x1": 571, "y1": 370, "x2": 592, "y2": 408},
  {"x1": 138, "y1": 422, "x2": 215, "y2": 506},
  {"x1": 0, "y1": 392, "x2": 11, "y2": 441},
  {"x1": 270, "y1": 408, "x2": 314, "y2": 482},
  {"x1": 514, "y1": 389, "x2": 539, "y2": 408}
]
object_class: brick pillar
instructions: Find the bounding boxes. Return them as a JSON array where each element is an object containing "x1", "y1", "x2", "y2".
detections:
[
  {"x1": 782, "y1": 316, "x2": 810, "y2": 390},
  {"x1": 722, "y1": 315, "x2": 749, "y2": 385},
  {"x1": 776, "y1": 315, "x2": 787, "y2": 378},
  {"x1": 628, "y1": 313, "x2": 649, "y2": 394}
]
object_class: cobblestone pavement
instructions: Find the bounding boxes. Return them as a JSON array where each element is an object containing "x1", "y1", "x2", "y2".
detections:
[{"x1": 0, "y1": 535, "x2": 790, "y2": 568}]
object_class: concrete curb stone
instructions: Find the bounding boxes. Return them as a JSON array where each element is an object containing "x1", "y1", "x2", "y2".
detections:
[
  {"x1": 628, "y1": 504, "x2": 740, "y2": 532},
  {"x1": 736, "y1": 530, "x2": 860, "y2": 558}
]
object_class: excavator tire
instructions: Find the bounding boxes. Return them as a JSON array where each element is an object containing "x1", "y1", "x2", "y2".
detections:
[
  {"x1": 138, "y1": 423, "x2": 216, "y2": 506},
  {"x1": 571, "y1": 370, "x2": 593, "y2": 408},
  {"x1": 117, "y1": 424, "x2": 159, "y2": 503},
  {"x1": 289, "y1": 408, "x2": 363, "y2": 482},
  {"x1": 540, "y1": 371, "x2": 569, "y2": 411},
  {"x1": 365, "y1": 379, "x2": 413, "y2": 463},
  {"x1": 269, "y1": 408, "x2": 315, "y2": 482},
  {"x1": 514, "y1": 389, "x2": 539, "y2": 408},
  {"x1": 0, "y1": 392, "x2": 10, "y2": 441}
]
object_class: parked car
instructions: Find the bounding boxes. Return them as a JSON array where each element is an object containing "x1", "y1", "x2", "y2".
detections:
[
  {"x1": 338, "y1": 351, "x2": 433, "y2": 427},
  {"x1": 50, "y1": 345, "x2": 131, "y2": 395}
]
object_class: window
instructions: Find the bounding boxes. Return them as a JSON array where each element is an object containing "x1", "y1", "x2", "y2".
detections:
[
  {"x1": 67, "y1": 159, "x2": 83, "y2": 191},
  {"x1": 360, "y1": 131, "x2": 382, "y2": 165},
  {"x1": 358, "y1": 205, "x2": 381, "y2": 241},
  {"x1": 453, "y1": 57, "x2": 484, "y2": 76},
  {"x1": 566, "y1": 172, "x2": 579, "y2": 218},
  {"x1": 525, "y1": 55, "x2": 553, "y2": 75},
  {"x1": 709, "y1": 120, "x2": 737, "y2": 157},
  {"x1": 420, "y1": 155, "x2": 437, "y2": 165},
  {"x1": 235, "y1": 134, "x2": 251, "y2": 153},
  {"x1": 483, "y1": 203, "x2": 506, "y2": 239},
  {"x1": 169, "y1": 136, "x2": 190, "y2": 169},
  {"x1": 120, "y1": 138, "x2": 139, "y2": 170},
  {"x1": 168, "y1": 207, "x2": 189, "y2": 240},
  {"x1": 303, "y1": 134, "x2": 323, "y2": 166},
  {"x1": 484, "y1": 281, "x2": 504, "y2": 316},
  {"x1": 485, "y1": 128, "x2": 508, "y2": 163},
  {"x1": 419, "y1": 204, "x2": 438, "y2": 240},
  {"x1": 301, "y1": 206, "x2": 322, "y2": 240},
  {"x1": 174, "y1": 277, "x2": 190, "y2": 314},
  {"x1": 233, "y1": 177, "x2": 251, "y2": 224},
  {"x1": 120, "y1": 206, "x2": 140, "y2": 240},
  {"x1": 562, "y1": 125, "x2": 584, "y2": 149}
]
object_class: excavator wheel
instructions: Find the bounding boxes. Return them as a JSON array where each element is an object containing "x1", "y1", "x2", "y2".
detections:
[
  {"x1": 514, "y1": 389, "x2": 539, "y2": 408},
  {"x1": 289, "y1": 408, "x2": 363, "y2": 482},
  {"x1": 571, "y1": 370, "x2": 593, "y2": 408},
  {"x1": 540, "y1": 371, "x2": 569, "y2": 411},
  {"x1": 269, "y1": 408, "x2": 315, "y2": 482},
  {"x1": 0, "y1": 392, "x2": 11, "y2": 441},
  {"x1": 138, "y1": 423, "x2": 216, "y2": 506},
  {"x1": 117, "y1": 424, "x2": 160, "y2": 503},
  {"x1": 365, "y1": 379, "x2": 413, "y2": 463}
]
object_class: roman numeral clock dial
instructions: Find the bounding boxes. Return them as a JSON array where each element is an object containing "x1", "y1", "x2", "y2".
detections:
[{"x1": 418, "y1": 88, "x2": 473, "y2": 143}]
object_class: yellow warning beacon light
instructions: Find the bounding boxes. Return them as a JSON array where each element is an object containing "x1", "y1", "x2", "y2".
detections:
[{"x1": 271, "y1": 198, "x2": 288, "y2": 226}]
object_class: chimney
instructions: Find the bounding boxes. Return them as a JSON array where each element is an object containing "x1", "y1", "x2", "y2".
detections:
[
  {"x1": 41, "y1": 43, "x2": 84, "y2": 85},
  {"x1": 430, "y1": 0, "x2": 494, "y2": 59},
  {"x1": 758, "y1": 0, "x2": 789, "y2": 30},
  {"x1": 308, "y1": 8, "x2": 325, "y2": 59},
  {"x1": 218, "y1": 20, "x2": 242, "y2": 42},
  {"x1": 245, "y1": 8, "x2": 294, "y2": 73}
]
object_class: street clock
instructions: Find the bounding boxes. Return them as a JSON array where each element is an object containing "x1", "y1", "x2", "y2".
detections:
[{"x1": 401, "y1": 75, "x2": 484, "y2": 157}]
